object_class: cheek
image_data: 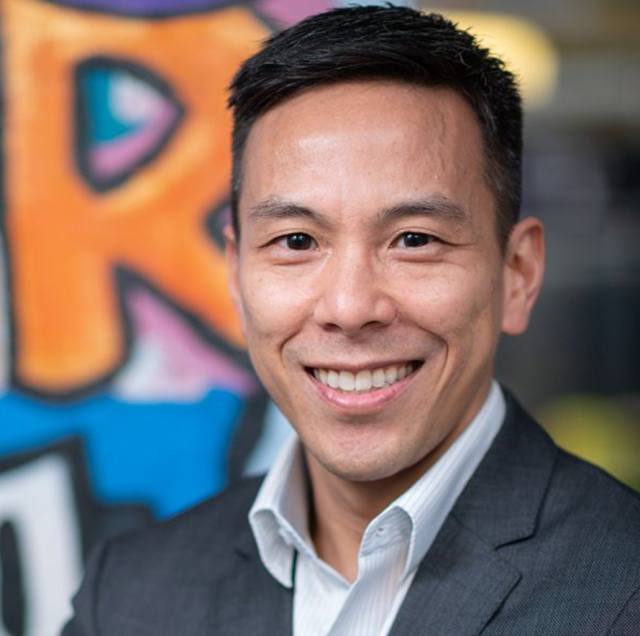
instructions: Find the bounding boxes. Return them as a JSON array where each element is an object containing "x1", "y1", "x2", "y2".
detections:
[
  {"x1": 400, "y1": 267, "x2": 500, "y2": 340},
  {"x1": 239, "y1": 267, "x2": 313, "y2": 344}
]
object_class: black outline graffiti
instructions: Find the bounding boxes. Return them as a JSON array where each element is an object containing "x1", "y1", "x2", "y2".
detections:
[
  {"x1": 0, "y1": 14, "x2": 19, "y2": 398},
  {"x1": 0, "y1": 521, "x2": 26, "y2": 636},
  {"x1": 74, "y1": 55, "x2": 186, "y2": 193},
  {"x1": 205, "y1": 199, "x2": 232, "y2": 251}
]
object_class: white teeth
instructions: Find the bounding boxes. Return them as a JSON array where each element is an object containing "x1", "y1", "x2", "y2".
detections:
[
  {"x1": 355, "y1": 369, "x2": 372, "y2": 391},
  {"x1": 339, "y1": 370, "x2": 355, "y2": 391},
  {"x1": 372, "y1": 369, "x2": 386, "y2": 388},
  {"x1": 312, "y1": 362, "x2": 416, "y2": 392}
]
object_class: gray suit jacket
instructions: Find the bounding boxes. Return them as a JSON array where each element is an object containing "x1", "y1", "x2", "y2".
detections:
[{"x1": 62, "y1": 394, "x2": 640, "y2": 635}]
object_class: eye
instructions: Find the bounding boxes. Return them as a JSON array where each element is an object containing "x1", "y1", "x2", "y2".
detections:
[
  {"x1": 394, "y1": 232, "x2": 434, "y2": 248},
  {"x1": 280, "y1": 232, "x2": 315, "y2": 250}
]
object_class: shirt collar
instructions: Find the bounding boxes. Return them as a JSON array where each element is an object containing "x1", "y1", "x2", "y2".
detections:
[
  {"x1": 393, "y1": 380, "x2": 505, "y2": 576},
  {"x1": 249, "y1": 381, "x2": 505, "y2": 586},
  {"x1": 249, "y1": 434, "x2": 308, "y2": 587}
]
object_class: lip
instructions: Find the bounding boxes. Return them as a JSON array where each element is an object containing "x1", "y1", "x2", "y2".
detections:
[{"x1": 306, "y1": 362, "x2": 420, "y2": 415}]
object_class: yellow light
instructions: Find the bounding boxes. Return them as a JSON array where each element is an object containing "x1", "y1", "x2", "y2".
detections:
[{"x1": 421, "y1": 9, "x2": 559, "y2": 108}]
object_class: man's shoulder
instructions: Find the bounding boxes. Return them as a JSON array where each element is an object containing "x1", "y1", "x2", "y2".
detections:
[
  {"x1": 514, "y1": 398, "x2": 640, "y2": 548},
  {"x1": 166, "y1": 474, "x2": 264, "y2": 533},
  {"x1": 504, "y1": 425, "x2": 640, "y2": 593},
  {"x1": 483, "y1": 393, "x2": 640, "y2": 576},
  {"x1": 548, "y1": 446, "x2": 640, "y2": 542},
  {"x1": 100, "y1": 476, "x2": 263, "y2": 583},
  {"x1": 504, "y1": 391, "x2": 640, "y2": 532},
  {"x1": 62, "y1": 478, "x2": 267, "y2": 634}
]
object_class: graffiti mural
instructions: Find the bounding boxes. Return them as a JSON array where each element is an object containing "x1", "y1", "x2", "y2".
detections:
[{"x1": 0, "y1": 0, "x2": 330, "y2": 632}]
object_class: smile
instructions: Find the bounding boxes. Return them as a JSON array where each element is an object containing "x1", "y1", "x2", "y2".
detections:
[{"x1": 309, "y1": 362, "x2": 420, "y2": 393}]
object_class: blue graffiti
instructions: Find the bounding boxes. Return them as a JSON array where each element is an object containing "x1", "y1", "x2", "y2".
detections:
[{"x1": 0, "y1": 390, "x2": 243, "y2": 517}]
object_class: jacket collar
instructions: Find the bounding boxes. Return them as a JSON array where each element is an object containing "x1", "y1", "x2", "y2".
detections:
[
  {"x1": 450, "y1": 390, "x2": 557, "y2": 548},
  {"x1": 216, "y1": 521, "x2": 293, "y2": 635}
]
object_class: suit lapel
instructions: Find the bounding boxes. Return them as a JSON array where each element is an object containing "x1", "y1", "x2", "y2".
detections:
[
  {"x1": 390, "y1": 393, "x2": 558, "y2": 635},
  {"x1": 208, "y1": 519, "x2": 293, "y2": 636},
  {"x1": 389, "y1": 516, "x2": 520, "y2": 636}
]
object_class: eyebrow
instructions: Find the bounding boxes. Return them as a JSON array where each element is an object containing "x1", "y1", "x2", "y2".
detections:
[
  {"x1": 247, "y1": 198, "x2": 330, "y2": 228},
  {"x1": 374, "y1": 195, "x2": 470, "y2": 227}
]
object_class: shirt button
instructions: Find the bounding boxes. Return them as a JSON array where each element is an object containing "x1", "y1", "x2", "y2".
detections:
[{"x1": 376, "y1": 526, "x2": 386, "y2": 535}]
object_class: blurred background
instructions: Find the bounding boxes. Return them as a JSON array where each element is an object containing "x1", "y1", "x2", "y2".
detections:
[{"x1": 0, "y1": 0, "x2": 637, "y2": 633}]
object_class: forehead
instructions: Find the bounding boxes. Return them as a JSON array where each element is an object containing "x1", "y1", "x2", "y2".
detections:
[{"x1": 239, "y1": 80, "x2": 493, "y2": 228}]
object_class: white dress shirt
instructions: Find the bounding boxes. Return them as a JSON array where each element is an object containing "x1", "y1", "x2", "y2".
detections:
[{"x1": 249, "y1": 381, "x2": 506, "y2": 636}]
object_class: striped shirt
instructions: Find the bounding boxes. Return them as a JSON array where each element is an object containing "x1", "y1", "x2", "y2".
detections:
[{"x1": 249, "y1": 381, "x2": 506, "y2": 636}]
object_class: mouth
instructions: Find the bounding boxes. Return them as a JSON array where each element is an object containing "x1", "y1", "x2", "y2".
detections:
[{"x1": 305, "y1": 361, "x2": 422, "y2": 394}]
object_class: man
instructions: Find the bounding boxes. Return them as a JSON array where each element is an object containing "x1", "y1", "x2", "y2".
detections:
[{"x1": 63, "y1": 6, "x2": 640, "y2": 635}]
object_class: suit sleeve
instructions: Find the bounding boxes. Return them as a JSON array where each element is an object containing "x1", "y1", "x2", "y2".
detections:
[
  {"x1": 60, "y1": 541, "x2": 110, "y2": 636},
  {"x1": 607, "y1": 584, "x2": 640, "y2": 636}
]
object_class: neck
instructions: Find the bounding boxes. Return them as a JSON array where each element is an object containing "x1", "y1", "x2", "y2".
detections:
[
  {"x1": 307, "y1": 466, "x2": 384, "y2": 582},
  {"x1": 306, "y1": 449, "x2": 445, "y2": 583}
]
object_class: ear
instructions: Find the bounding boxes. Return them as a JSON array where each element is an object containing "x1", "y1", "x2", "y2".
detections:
[
  {"x1": 501, "y1": 217, "x2": 545, "y2": 335},
  {"x1": 223, "y1": 223, "x2": 246, "y2": 335}
]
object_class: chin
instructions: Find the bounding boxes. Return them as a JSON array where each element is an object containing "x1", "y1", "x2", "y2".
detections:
[{"x1": 312, "y1": 445, "x2": 412, "y2": 483}]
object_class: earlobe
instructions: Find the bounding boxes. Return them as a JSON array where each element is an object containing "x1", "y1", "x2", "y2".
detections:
[{"x1": 501, "y1": 217, "x2": 545, "y2": 335}]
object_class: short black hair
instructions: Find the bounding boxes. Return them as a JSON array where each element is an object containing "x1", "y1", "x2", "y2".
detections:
[{"x1": 228, "y1": 5, "x2": 522, "y2": 248}]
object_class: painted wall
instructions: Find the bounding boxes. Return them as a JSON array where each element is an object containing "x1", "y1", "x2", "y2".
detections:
[{"x1": 0, "y1": 0, "x2": 328, "y2": 633}]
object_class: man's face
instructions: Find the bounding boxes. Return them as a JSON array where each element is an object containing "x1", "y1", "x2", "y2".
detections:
[{"x1": 228, "y1": 81, "x2": 534, "y2": 484}]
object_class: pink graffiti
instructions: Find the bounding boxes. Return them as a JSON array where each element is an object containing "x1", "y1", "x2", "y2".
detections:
[{"x1": 113, "y1": 288, "x2": 258, "y2": 402}]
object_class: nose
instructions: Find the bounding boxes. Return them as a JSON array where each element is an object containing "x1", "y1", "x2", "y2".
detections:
[{"x1": 312, "y1": 246, "x2": 396, "y2": 336}]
